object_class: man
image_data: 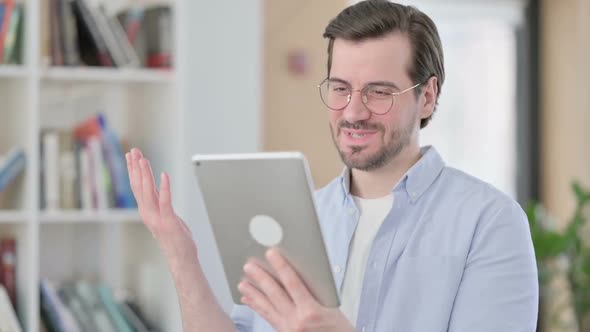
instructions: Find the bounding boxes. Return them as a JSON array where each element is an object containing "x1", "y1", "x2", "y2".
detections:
[{"x1": 125, "y1": 0, "x2": 539, "y2": 331}]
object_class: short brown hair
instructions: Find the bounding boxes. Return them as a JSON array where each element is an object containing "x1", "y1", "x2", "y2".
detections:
[{"x1": 323, "y1": 0, "x2": 445, "y2": 128}]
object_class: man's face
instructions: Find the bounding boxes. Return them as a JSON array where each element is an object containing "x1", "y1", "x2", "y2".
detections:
[{"x1": 328, "y1": 33, "x2": 422, "y2": 171}]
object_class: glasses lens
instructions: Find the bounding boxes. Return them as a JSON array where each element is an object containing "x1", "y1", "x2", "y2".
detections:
[
  {"x1": 320, "y1": 80, "x2": 350, "y2": 110},
  {"x1": 364, "y1": 85, "x2": 395, "y2": 115}
]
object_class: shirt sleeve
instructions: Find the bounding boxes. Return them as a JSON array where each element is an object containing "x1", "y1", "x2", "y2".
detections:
[
  {"x1": 231, "y1": 304, "x2": 255, "y2": 332},
  {"x1": 447, "y1": 200, "x2": 539, "y2": 332}
]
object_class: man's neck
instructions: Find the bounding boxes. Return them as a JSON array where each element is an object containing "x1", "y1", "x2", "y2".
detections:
[{"x1": 349, "y1": 145, "x2": 422, "y2": 199}]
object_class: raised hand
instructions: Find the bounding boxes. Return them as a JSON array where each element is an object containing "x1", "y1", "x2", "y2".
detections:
[{"x1": 125, "y1": 148, "x2": 198, "y2": 272}]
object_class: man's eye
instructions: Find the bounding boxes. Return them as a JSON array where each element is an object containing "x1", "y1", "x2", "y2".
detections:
[
  {"x1": 330, "y1": 85, "x2": 349, "y2": 95},
  {"x1": 368, "y1": 87, "x2": 393, "y2": 98}
]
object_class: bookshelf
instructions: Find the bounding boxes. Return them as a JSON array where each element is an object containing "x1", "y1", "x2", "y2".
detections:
[
  {"x1": 0, "y1": 0, "x2": 184, "y2": 330},
  {"x1": 40, "y1": 67, "x2": 174, "y2": 83},
  {"x1": 39, "y1": 209, "x2": 142, "y2": 224},
  {"x1": 0, "y1": 211, "x2": 27, "y2": 223},
  {"x1": 0, "y1": 66, "x2": 30, "y2": 78}
]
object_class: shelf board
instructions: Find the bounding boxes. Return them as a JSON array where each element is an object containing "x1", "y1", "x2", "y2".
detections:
[
  {"x1": 40, "y1": 209, "x2": 142, "y2": 224},
  {"x1": 40, "y1": 67, "x2": 175, "y2": 84},
  {"x1": 0, "y1": 65, "x2": 29, "y2": 79},
  {"x1": 0, "y1": 210, "x2": 28, "y2": 223}
]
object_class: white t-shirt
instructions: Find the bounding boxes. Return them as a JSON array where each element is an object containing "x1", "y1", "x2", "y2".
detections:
[{"x1": 340, "y1": 193, "x2": 394, "y2": 325}]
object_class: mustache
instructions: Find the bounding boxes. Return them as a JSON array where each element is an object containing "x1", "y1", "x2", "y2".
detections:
[{"x1": 338, "y1": 121, "x2": 383, "y2": 131}]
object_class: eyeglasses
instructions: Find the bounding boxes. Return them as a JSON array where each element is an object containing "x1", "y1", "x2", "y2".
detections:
[{"x1": 318, "y1": 78, "x2": 422, "y2": 115}]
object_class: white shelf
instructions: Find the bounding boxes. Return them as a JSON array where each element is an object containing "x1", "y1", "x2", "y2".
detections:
[
  {"x1": 39, "y1": 209, "x2": 142, "y2": 224},
  {"x1": 0, "y1": 65, "x2": 30, "y2": 78},
  {"x1": 40, "y1": 67, "x2": 175, "y2": 84},
  {"x1": 0, "y1": 210, "x2": 28, "y2": 223}
]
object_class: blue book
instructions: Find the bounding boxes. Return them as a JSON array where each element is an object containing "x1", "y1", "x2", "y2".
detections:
[
  {"x1": 0, "y1": 5, "x2": 6, "y2": 37},
  {"x1": 97, "y1": 114, "x2": 136, "y2": 208},
  {"x1": 0, "y1": 147, "x2": 26, "y2": 193}
]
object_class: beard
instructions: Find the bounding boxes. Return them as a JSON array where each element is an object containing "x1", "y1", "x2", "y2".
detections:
[{"x1": 330, "y1": 117, "x2": 415, "y2": 172}]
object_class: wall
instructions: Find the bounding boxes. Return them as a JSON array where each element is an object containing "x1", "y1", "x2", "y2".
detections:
[
  {"x1": 179, "y1": 0, "x2": 263, "y2": 311},
  {"x1": 263, "y1": 0, "x2": 348, "y2": 188},
  {"x1": 541, "y1": 0, "x2": 590, "y2": 225}
]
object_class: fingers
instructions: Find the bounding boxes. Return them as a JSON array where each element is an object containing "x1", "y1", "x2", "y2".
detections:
[
  {"x1": 128, "y1": 149, "x2": 144, "y2": 204},
  {"x1": 238, "y1": 280, "x2": 281, "y2": 328},
  {"x1": 159, "y1": 172, "x2": 175, "y2": 219},
  {"x1": 243, "y1": 261, "x2": 293, "y2": 314},
  {"x1": 139, "y1": 158, "x2": 160, "y2": 214},
  {"x1": 266, "y1": 249, "x2": 314, "y2": 306}
]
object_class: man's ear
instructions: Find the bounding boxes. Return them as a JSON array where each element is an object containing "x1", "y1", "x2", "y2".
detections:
[{"x1": 420, "y1": 76, "x2": 438, "y2": 119}]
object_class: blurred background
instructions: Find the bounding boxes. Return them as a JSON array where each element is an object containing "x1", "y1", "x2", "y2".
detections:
[{"x1": 0, "y1": 0, "x2": 587, "y2": 331}]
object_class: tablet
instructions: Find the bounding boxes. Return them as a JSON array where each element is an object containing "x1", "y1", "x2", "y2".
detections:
[{"x1": 192, "y1": 152, "x2": 340, "y2": 307}]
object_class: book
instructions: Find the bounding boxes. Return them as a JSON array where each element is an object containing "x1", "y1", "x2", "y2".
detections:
[
  {"x1": 97, "y1": 285, "x2": 132, "y2": 332},
  {"x1": 40, "y1": 278, "x2": 81, "y2": 332},
  {"x1": 0, "y1": 147, "x2": 26, "y2": 193},
  {"x1": 59, "y1": 0, "x2": 80, "y2": 66},
  {"x1": 0, "y1": 238, "x2": 16, "y2": 310},
  {"x1": 0, "y1": 0, "x2": 15, "y2": 62},
  {"x1": 49, "y1": 0, "x2": 64, "y2": 66},
  {"x1": 77, "y1": 143, "x2": 93, "y2": 210},
  {"x1": 59, "y1": 283, "x2": 96, "y2": 331},
  {"x1": 117, "y1": 302, "x2": 149, "y2": 332},
  {"x1": 58, "y1": 130, "x2": 78, "y2": 210},
  {"x1": 2, "y1": 3, "x2": 23, "y2": 64},
  {"x1": 74, "y1": 114, "x2": 135, "y2": 208},
  {"x1": 86, "y1": 136, "x2": 109, "y2": 209},
  {"x1": 74, "y1": 281, "x2": 116, "y2": 332},
  {"x1": 71, "y1": 0, "x2": 113, "y2": 66},
  {"x1": 117, "y1": 7, "x2": 146, "y2": 66},
  {"x1": 143, "y1": 5, "x2": 172, "y2": 68},
  {"x1": 91, "y1": 6, "x2": 129, "y2": 67},
  {"x1": 42, "y1": 131, "x2": 60, "y2": 210},
  {"x1": 97, "y1": 115, "x2": 135, "y2": 208},
  {"x1": 0, "y1": 284, "x2": 22, "y2": 332},
  {"x1": 106, "y1": 14, "x2": 140, "y2": 67}
]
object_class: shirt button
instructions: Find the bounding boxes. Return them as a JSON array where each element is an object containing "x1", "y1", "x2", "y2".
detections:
[
  {"x1": 371, "y1": 261, "x2": 377, "y2": 269},
  {"x1": 334, "y1": 265, "x2": 342, "y2": 274}
]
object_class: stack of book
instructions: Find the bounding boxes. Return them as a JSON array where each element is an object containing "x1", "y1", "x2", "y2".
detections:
[
  {"x1": 40, "y1": 114, "x2": 136, "y2": 211},
  {"x1": 45, "y1": 0, "x2": 172, "y2": 69},
  {"x1": 40, "y1": 278, "x2": 158, "y2": 332},
  {"x1": 0, "y1": 0, "x2": 24, "y2": 65}
]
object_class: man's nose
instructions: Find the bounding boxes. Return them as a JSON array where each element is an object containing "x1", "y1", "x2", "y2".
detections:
[{"x1": 342, "y1": 90, "x2": 372, "y2": 123}]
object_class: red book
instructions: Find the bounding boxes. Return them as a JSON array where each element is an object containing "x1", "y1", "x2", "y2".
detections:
[
  {"x1": 73, "y1": 115, "x2": 101, "y2": 141},
  {"x1": 0, "y1": 237, "x2": 17, "y2": 309},
  {"x1": 0, "y1": 0, "x2": 15, "y2": 61}
]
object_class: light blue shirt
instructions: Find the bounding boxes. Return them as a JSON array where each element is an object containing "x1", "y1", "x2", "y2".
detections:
[{"x1": 231, "y1": 146, "x2": 538, "y2": 332}]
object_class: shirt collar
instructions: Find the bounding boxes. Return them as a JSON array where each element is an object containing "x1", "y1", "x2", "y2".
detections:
[{"x1": 339, "y1": 146, "x2": 445, "y2": 203}]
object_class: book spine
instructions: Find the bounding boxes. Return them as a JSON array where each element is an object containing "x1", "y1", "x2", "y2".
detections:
[
  {"x1": 72, "y1": 0, "x2": 113, "y2": 66},
  {"x1": 0, "y1": 238, "x2": 16, "y2": 310},
  {"x1": 0, "y1": 285, "x2": 22, "y2": 332},
  {"x1": 87, "y1": 137, "x2": 108, "y2": 210},
  {"x1": 79, "y1": 145, "x2": 93, "y2": 210},
  {"x1": 49, "y1": 0, "x2": 64, "y2": 66},
  {"x1": 0, "y1": 0, "x2": 15, "y2": 62},
  {"x1": 60, "y1": 0, "x2": 80, "y2": 65},
  {"x1": 43, "y1": 132, "x2": 60, "y2": 211},
  {"x1": 98, "y1": 285, "x2": 133, "y2": 332},
  {"x1": 98, "y1": 115, "x2": 136, "y2": 208},
  {"x1": 0, "y1": 147, "x2": 26, "y2": 193},
  {"x1": 2, "y1": 4, "x2": 22, "y2": 64}
]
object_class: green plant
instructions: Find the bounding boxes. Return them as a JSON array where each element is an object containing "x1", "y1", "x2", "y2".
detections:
[{"x1": 527, "y1": 182, "x2": 590, "y2": 329}]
